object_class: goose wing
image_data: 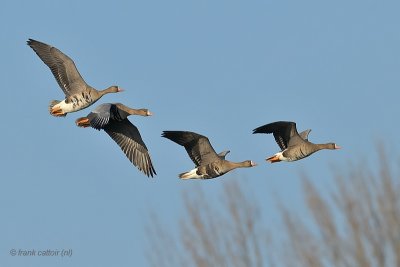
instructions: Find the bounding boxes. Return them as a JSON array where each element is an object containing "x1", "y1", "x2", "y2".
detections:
[
  {"x1": 27, "y1": 39, "x2": 88, "y2": 96},
  {"x1": 86, "y1": 103, "x2": 113, "y2": 130},
  {"x1": 299, "y1": 129, "x2": 312, "y2": 141},
  {"x1": 217, "y1": 150, "x2": 230, "y2": 159},
  {"x1": 253, "y1": 121, "x2": 302, "y2": 150},
  {"x1": 162, "y1": 131, "x2": 220, "y2": 166},
  {"x1": 105, "y1": 119, "x2": 156, "y2": 177}
]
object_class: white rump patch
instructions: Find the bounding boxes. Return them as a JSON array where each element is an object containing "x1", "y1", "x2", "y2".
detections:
[{"x1": 179, "y1": 168, "x2": 203, "y2": 179}]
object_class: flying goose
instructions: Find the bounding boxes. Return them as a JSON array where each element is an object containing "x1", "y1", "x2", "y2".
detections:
[
  {"x1": 253, "y1": 121, "x2": 340, "y2": 163},
  {"x1": 76, "y1": 103, "x2": 156, "y2": 177},
  {"x1": 27, "y1": 39, "x2": 123, "y2": 117},
  {"x1": 162, "y1": 131, "x2": 256, "y2": 179}
]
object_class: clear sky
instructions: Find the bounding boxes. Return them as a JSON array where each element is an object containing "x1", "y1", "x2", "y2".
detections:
[{"x1": 1, "y1": 0, "x2": 399, "y2": 266}]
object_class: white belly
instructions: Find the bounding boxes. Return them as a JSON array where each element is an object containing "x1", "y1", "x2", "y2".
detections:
[
  {"x1": 179, "y1": 168, "x2": 205, "y2": 179},
  {"x1": 54, "y1": 99, "x2": 91, "y2": 113},
  {"x1": 275, "y1": 152, "x2": 290, "y2": 162}
]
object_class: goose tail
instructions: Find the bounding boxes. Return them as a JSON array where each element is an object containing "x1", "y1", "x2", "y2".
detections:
[
  {"x1": 179, "y1": 168, "x2": 202, "y2": 179},
  {"x1": 49, "y1": 100, "x2": 66, "y2": 117}
]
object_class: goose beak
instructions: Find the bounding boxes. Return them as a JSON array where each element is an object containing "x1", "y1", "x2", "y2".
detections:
[
  {"x1": 251, "y1": 161, "x2": 257, "y2": 167},
  {"x1": 75, "y1": 117, "x2": 90, "y2": 127},
  {"x1": 117, "y1": 87, "x2": 124, "y2": 92},
  {"x1": 335, "y1": 144, "x2": 341, "y2": 149},
  {"x1": 146, "y1": 110, "x2": 153, "y2": 116}
]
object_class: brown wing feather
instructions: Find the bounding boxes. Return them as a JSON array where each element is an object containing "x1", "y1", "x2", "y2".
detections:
[
  {"x1": 253, "y1": 121, "x2": 300, "y2": 150},
  {"x1": 104, "y1": 119, "x2": 156, "y2": 177},
  {"x1": 27, "y1": 39, "x2": 88, "y2": 96},
  {"x1": 161, "y1": 131, "x2": 220, "y2": 166}
]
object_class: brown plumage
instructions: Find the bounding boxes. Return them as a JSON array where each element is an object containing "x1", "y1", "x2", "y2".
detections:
[
  {"x1": 253, "y1": 121, "x2": 340, "y2": 163},
  {"x1": 162, "y1": 131, "x2": 256, "y2": 179},
  {"x1": 27, "y1": 39, "x2": 123, "y2": 117},
  {"x1": 76, "y1": 103, "x2": 156, "y2": 178}
]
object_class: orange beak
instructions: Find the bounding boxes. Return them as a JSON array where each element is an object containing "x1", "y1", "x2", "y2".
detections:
[
  {"x1": 50, "y1": 107, "x2": 65, "y2": 117},
  {"x1": 266, "y1": 155, "x2": 281, "y2": 163}
]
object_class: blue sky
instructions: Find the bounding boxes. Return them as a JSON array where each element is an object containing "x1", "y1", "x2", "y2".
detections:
[{"x1": 1, "y1": 0, "x2": 399, "y2": 266}]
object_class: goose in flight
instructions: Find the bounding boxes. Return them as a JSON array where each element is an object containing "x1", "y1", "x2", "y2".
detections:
[
  {"x1": 76, "y1": 103, "x2": 156, "y2": 177},
  {"x1": 27, "y1": 39, "x2": 123, "y2": 117},
  {"x1": 162, "y1": 131, "x2": 256, "y2": 179},
  {"x1": 253, "y1": 121, "x2": 340, "y2": 163}
]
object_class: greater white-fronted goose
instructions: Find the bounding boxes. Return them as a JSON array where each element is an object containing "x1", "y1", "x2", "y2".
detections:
[
  {"x1": 76, "y1": 103, "x2": 156, "y2": 177},
  {"x1": 27, "y1": 39, "x2": 123, "y2": 117},
  {"x1": 162, "y1": 131, "x2": 256, "y2": 179},
  {"x1": 253, "y1": 121, "x2": 340, "y2": 163}
]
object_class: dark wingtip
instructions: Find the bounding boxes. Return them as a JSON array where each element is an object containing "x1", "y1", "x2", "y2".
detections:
[
  {"x1": 149, "y1": 168, "x2": 157, "y2": 178},
  {"x1": 160, "y1": 131, "x2": 184, "y2": 143},
  {"x1": 252, "y1": 126, "x2": 264, "y2": 134},
  {"x1": 26, "y1": 38, "x2": 37, "y2": 46},
  {"x1": 252, "y1": 123, "x2": 278, "y2": 134},
  {"x1": 161, "y1": 131, "x2": 172, "y2": 138},
  {"x1": 145, "y1": 162, "x2": 157, "y2": 178}
]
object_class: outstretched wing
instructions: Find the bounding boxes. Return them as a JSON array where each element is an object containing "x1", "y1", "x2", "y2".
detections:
[
  {"x1": 253, "y1": 121, "x2": 300, "y2": 150},
  {"x1": 162, "y1": 131, "x2": 221, "y2": 166},
  {"x1": 217, "y1": 150, "x2": 230, "y2": 159},
  {"x1": 86, "y1": 104, "x2": 113, "y2": 130},
  {"x1": 299, "y1": 129, "x2": 312, "y2": 141},
  {"x1": 27, "y1": 39, "x2": 88, "y2": 96},
  {"x1": 105, "y1": 119, "x2": 156, "y2": 177}
]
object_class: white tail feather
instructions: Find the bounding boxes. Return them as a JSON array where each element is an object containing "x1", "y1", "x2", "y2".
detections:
[{"x1": 179, "y1": 168, "x2": 203, "y2": 179}]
